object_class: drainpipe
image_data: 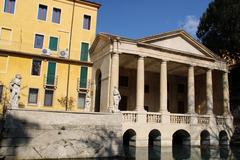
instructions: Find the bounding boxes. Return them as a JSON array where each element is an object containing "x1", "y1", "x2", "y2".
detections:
[{"x1": 65, "y1": 0, "x2": 76, "y2": 111}]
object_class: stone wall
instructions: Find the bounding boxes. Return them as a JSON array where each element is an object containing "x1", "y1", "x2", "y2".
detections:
[{"x1": 0, "y1": 109, "x2": 123, "y2": 159}]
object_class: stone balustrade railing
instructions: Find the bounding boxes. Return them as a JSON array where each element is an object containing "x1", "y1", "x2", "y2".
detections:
[
  {"x1": 146, "y1": 112, "x2": 161, "y2": 123},
  {"x1": 216, "y1": 116, "x2": 226, "y2": 125},
  {"x1": 197, "y1": 115, "x2": 210, "y2": 125},
  {"x1": 170, "y1": 114, "x2": 190, "y2": 124},
  {"x1": 122, "y1": 111, "x2": 137, "y2": 123}
]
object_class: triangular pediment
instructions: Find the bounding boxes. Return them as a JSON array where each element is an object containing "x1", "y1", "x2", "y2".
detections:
[{"x1": 138, "y1": 30, "x2": 219, "y2": 60}]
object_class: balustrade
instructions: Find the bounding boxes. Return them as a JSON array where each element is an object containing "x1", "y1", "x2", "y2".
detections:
[
  {"x1": 147, "y1": 113, "x2": 161, "y2": 123},
  {"x1": 216, "y1": 116, "x2": 226, "y2": 125},
  {"x1": 197, "y1": 115, "x2": 210, "y2": 125},
  {"x1": 170, "y1": 114, "x2": 190, "y2": 124},
  {"x1": 122, "y1": 111, "x2": 137, "y2": 123}
]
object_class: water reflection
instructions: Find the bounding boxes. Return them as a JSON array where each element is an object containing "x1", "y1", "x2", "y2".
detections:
[{"x1": 122, "y1": 145, "x2": 240, "y2": 160}]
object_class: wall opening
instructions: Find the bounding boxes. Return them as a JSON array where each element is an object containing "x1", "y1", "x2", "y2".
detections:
[
  {"x1": 94, "y1": 69, "x2": 101, "y2": 112},
  {"x1": 219, "y1": 130, "x2": 229, "y2": 146},
  {"x1": 148, "y1": 129, "x2": 161, "y2": 147},
  {"x1": 172, "y1": 129, "x2": 190, "y2": 146},
  {"x1": 123, "y1": 129, "x2": 136, "y2": 146},
  {"x1": 200, "y1": 130, "x2": 210, "y2": 146}
]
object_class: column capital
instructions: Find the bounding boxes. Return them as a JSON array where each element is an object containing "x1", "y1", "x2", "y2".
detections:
[
  {"x1": 160, "y1": 59, "x2": 168, "y2": 63},
  {"x1": 188, "y1": 64, "x2": 195, "y2": 68},
  {"x1": 138, "y1": 55, "x2": 145, "y2": 59}
]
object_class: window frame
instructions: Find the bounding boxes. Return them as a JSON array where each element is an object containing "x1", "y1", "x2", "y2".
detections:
[
  {"x1": 3, "y1": 0, "x2": 16, "y2": 14},
  {"x1": 34, "y1": 33, "x2": 44, "y2": 49},
  {"x1": 30, "y1": 59, "x2": 42, "y2": 76},
  {"x1": 28, "y1": 88, "x2": 39, "y2": 105},
  {"x1": 46, "y1": 61, "x2": 57, "y2": 86},
  {"x1": 77, "y1": 92, "x2": 86, "y2": 109},
  {"x1": 37, "y1": 4, "x2": 48, "y2": 21},
  {"x1": 52, "y1": 7, "x2": 61, "y2": 24},
  {"x1": 44, "y1": 89, "x2": 54, "y2": 106},
  {"x1": 83, "y1": 15, "x2": 91, "y2": 30}
]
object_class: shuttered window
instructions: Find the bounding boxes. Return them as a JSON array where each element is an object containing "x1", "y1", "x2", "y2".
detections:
[
  {"x1": 80, "y1": 67, "x2": 88, "y2": 88},
  {"x1": 52, "y1": 8, "x2": 61, "y2": 24},
  {"x1": 49, "y1": 37, "x2": 58, "y2": 51},
  {"x1": 38, "y1": 4, "x2": 47, "y2": 21},
  {"x1": 34, "y1": 34, "x2": 44, "y2": 49},
  {"x1": 46, "y1": 62, "x2": 56, "y2": 85},
  {"x1": 80, "y1": 42, "x2": 89, "y2": 61},
  {"x1": 4, "y1": 0, "x2": 15, "y2": 14}
]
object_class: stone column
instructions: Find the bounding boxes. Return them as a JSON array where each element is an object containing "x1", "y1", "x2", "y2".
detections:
[
  {"x1": 188, "y1": 65, "x2": 195, "y2": 114},
  {"x1": 110, "y1": 52, "x2": 119, "y2": 110},
  {"x1": 223, "y1": 71, "x2": 230, "y2": 115},
  {"x1": 136, "y1": 56, "x2": 145, "y2": 112},
  {"x1": 206, "y1": 69, "x2": 213, "y2": 114},
  {"x1": 160, "y1": 60, "x2": 168, "y2": 112}
]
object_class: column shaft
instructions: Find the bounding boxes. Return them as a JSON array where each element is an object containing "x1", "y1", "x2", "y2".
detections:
[
  {"x1": 160, "y1": 61, "x2": 168, "y2": 112},
  {"x1": 110, "y1": 53, "x2": 119, "y2": 108},
  {"x1": 188, "y1": 65, "x2": 195, "y2": 114},
  {"x1": 136, "y1": 56, "x2": 145, "y2": 111},
  {"x1": 223, "y1": 71, "x2": 230, "y2": 115},
  {"x1": 206, "y1": 69, "x2": 213, "y2": 114}
]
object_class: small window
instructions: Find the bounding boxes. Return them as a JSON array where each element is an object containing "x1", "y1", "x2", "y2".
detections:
[
  {"x1": 144, "y1": 85, "x2": 149, "y2": 93},
  {"x1": 80, "y1": 42, "x2": 89, "y2": 61},
  {"x1": 28, "y1": 88, "x2": 39, "y2": 104},
  {"x1": 77, "y1": 93, "x2": 86, "y2": 108},
  {"x1": 80, "y1": 67, "x2": 88, "y2": 88},
  {"x1": 44, "y1": 90, "x2": 53, "y2": 106},
  {"x1": 119, "y1": 76, "x2": 128, "y2": 87},
  {"x1": 34, "y1": 34, "x2": 44, "y2": 49},
  {"x1": 49, "y1": 37, "x2": 58, "y2": 51},
  {"x1": 83, "y1": 15, "x2": 91, "y2": 30},
  {"x1": 0, "y1": 85, "x2": 3, "y2": 103},
  {"x1": 31, "y1": 59, "x2": 42, "y2": 76},
  {"x1": 52, "y1": 8, "x2": 61, "y2": 24},
  {"x1": 38, "y1": 4, "x2": 47, "y2": 21},
  {"x1": 177, "y1": 84, "x2": 185, "y2": 93},
  {"x1": 0, "y1": 28, "x2": 12, "y2": 41},
  {"x1": 4, "y1": 0, "x2": 15, "y2": 14}
]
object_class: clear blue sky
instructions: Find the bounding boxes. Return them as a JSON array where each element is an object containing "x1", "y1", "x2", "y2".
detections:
[{"x1": 95, "y1": 0, "x2": 212, "y2": 39}]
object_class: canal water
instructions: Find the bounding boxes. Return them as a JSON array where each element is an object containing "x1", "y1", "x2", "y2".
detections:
[{"x1": 89, "y1": 145, "x2": 240, "y2": 160}]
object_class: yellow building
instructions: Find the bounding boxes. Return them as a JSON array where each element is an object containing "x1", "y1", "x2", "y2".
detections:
[{"x1": 0, "y1": 0, "x2": 100, "y2": 112}]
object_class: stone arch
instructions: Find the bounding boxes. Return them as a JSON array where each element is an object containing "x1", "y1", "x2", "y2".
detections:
[
  {"x1": 200, "y1": 130, "x2": 210, "y2": 146},
  {"x1": 172, "y1": 129, "x2": 191, "y2": 146},
  {"x1": 94, "y1": 69, "x2": 101, "y2": 112},
  {"x1": 219, "y1": 130, "x2": 229, "y2": 146},
  {"x1": 148, "y1": 129, "x2": 161, "y2": 147},
  {"x1": 123, "y1": 129, "x2": 136, "y2": 146}
]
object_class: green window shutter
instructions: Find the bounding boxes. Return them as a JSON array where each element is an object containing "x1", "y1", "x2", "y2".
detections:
[
  {"x1": 47, "y1": 62, "x2": 56, "y2": 85},
  {"x1": 49, "y1": 37, "x2": 58, "y2": 51},
  {"x1": 80, "y1": 42, "x2": 89, "y2": 61},
  {"x1": 80, "y1": 67, "x2": 88, "y2": 88}
]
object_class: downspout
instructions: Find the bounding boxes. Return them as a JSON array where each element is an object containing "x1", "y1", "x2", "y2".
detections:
[{"x1": 65, "y1": 0, "x2": 76, "y2": 111}]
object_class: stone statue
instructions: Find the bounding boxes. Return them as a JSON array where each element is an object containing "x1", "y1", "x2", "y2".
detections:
[
  {"x1": 9, "y1": 74, "x2": 22, "y2": 109},
  {"x1": 112, "y1": 86, "x2": 121, "y2": 112},
  {"x1": 85, "y1": 94, "x2": 91, "y2": 112}
]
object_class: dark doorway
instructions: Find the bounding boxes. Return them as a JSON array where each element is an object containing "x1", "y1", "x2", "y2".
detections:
[
  {"x1": 94, "y1": 70, "x2": 101, "y2": 112},
  {"x1": 219, "y1": 130, "x2": 229, "y2": 146},
  {"x1": 172, "y1": 129, "x2": 191, "y2": 146},
  {"x1": 123, "y1": 129, "x2": 136, "y2": 146},
  {"x1": 119, "y1": 95, "x2": 127, "y2": 111},
  {"x1": 200, "y1": 130, "x2": 210, "y2": 146},
  {"x1": 149, "y1": 129, "x2": 161, "y2": 147}
]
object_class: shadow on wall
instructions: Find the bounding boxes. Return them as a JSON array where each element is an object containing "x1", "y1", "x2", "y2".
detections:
[
  {"x1": 0, "y1": 110, "x2": 123, "y2": 159},
  {"x1": 0, "y1": 111, "x2": 40, "y2": 158}
]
